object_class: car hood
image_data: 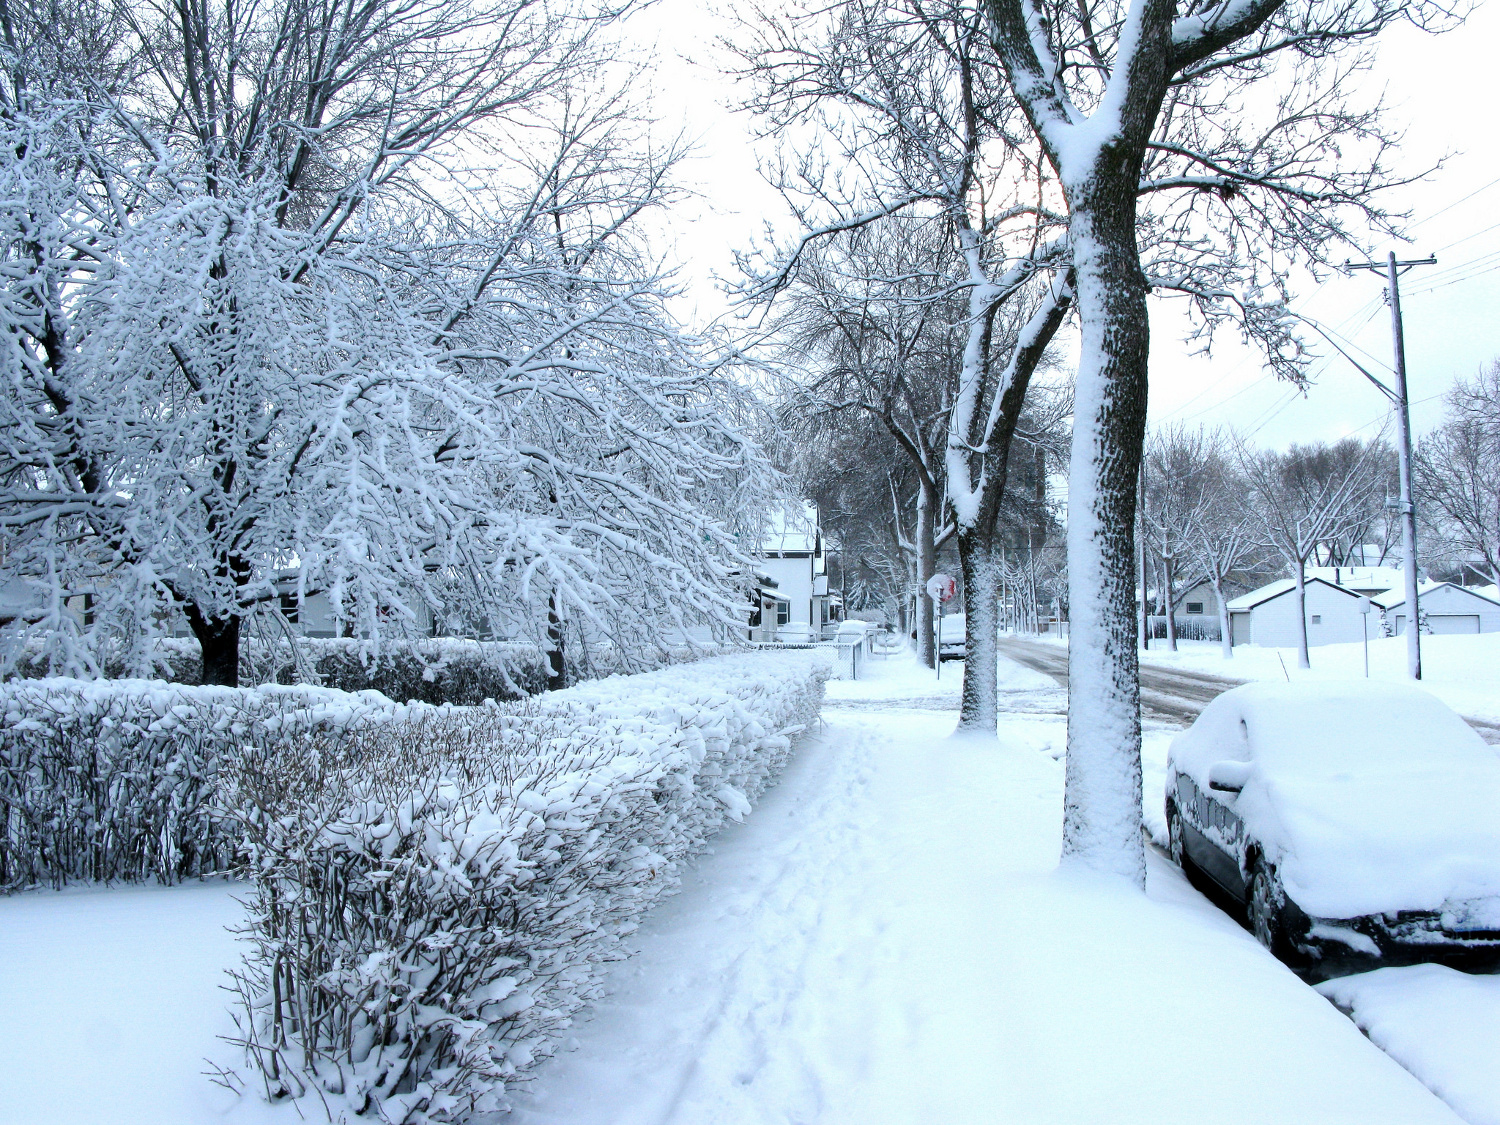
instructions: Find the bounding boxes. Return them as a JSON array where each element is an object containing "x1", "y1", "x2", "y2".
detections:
[{"x1": 1238, "y1": 767, "x2": 1500, "y2": 919}]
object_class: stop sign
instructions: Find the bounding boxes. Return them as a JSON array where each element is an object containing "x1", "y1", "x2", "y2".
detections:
[{"x1": 925, "y1": 573, "x2": 956, "y2": 603}]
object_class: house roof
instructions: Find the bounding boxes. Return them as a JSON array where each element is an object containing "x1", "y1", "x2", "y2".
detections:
[
  {"x1": 1303, "y1": 565, "x2": 1407, "y2": 593},
  {"x1": 1226, "y1": 576, "x2": 1365, "y2": 612},
  {"x1": 761, "y1": 502, "x2": 820, "y2": 555},
  {"x1": 1373, "y1": 580, "x2": 1500, "y2": 612}
]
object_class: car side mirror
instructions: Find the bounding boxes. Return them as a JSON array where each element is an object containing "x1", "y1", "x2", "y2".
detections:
[{"x1": 1207, "y1": 760, "x2": 1252, "y2": 794}]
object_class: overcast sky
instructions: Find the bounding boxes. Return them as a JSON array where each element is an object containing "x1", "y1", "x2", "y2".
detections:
[{"x1": 621, "y1": 0, "x2": 1500, "y2": 451}]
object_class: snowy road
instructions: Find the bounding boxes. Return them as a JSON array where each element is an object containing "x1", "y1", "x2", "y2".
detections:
[
  {"x1": 999, "y1": 635, "x2": 1500, "y2": 741},
  {"x1": 504, "y1": 656, "x2": 1462, "y2": 1125},
  {"x1": 997, "y1": 635, "x2": 1243, "y2": 726}
]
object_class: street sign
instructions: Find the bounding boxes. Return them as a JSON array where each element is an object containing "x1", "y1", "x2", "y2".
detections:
[{"x1": 926, "y1": 573, "x2": 957, "y2": 603}]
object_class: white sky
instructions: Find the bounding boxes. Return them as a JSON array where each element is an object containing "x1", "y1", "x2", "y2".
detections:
[{"x1": 619, "y1": 0, "x2": 1500, "y2": 451}]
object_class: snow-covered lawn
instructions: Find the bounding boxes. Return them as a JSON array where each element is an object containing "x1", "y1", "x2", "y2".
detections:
[
  {"x1": 0, "y1": 652, "x2": 1480, "y2": 1125},
  {"x1": 1130, "y1": 632, "x2": 1500, "y2": 723},
  {"x1": 0, "y1": 880, "x2": 279, "y2": 1125},
  {"x1": 1319, "y1": 966, "x2": 1500, "y2": 1125}
]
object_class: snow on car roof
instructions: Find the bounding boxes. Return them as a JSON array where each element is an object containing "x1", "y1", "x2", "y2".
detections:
[{"x1": 1170, "y1": 681, "x2": 1500, "y2": 919}]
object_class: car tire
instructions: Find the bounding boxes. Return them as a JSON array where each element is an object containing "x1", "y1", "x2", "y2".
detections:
[
  {"x1": 1166, "y1": 798, "x2": 1188, "y2": 870},
  {"x1": 1247, "y1": 863, "x2": 1309, "y2": 970}
]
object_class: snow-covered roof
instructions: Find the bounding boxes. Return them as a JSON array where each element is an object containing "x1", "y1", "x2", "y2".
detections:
[
  {"x1": 1303, "y1": 565, "x2": 1406, "y2": 593},
  {"x1": 1374, "y1": 580, "x2": 1500, "y2": 611},
  {"x1": 760, "y1": 502, "x2": 819, "y2": 555},
  {"x1": 1225, "y1": 576, "x2": 1366, "y2": 612}
]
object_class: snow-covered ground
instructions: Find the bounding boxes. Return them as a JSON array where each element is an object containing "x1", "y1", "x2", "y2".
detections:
[
  {"x1": 1125, "y1": 632, "x2": 1500, "y2": 723},
  {"x1": 0, "y1": 651, "x2": 1485, "y2": 1125},
  {"x1": 506, "y1": 652, "x2": 1461, "y2": 1125},
  {"x1": 1319, "y1": 966, "x2": 1500, "y2": 1125},
  {"x1": 0, "y1": 880, "x2": 279, "y2": 1125}
]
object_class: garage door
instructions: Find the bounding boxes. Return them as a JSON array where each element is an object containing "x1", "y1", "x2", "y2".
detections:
[{"x1": 1430, "y1": 614, "x2": 1481, "y2": 635}]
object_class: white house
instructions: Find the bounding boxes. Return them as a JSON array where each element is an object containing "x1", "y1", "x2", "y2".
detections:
[
  {"x1": 756, "y1": 504, "x2": 832, "y2": 639},
  {"x1": 1227, "y1": 577, "x2": 1377, "y2": 648},
  {"x1": 1375, "y1": 581, "x2": 1500, "y2": 635}
]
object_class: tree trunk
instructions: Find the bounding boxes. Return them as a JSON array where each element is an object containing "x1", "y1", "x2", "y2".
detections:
[
  {"x1": 1214, "y1": 575, "x2": 1233, "y2": 660},
  {"x1": 186, "y1": 607, "x2": 241, "y2": 687},
  {"x1": 547, "y1": 588, "x2": 567, "y2": 690},
  {"x1": 957, "y1": 530, "x2": 999, "y2": 732},
  {"x1": 1061, "y1": 201, "x2": 1150, "y2": 887},
  {"x1": 1164, "y1": 555, "x2": 1178, "y2": 651},
  {"x1": 915, "y1": 481, "x2": 939, "y2": 668},
  {"x1": 1294, "y1": 565, "x2": 1311, "y2": 669}
]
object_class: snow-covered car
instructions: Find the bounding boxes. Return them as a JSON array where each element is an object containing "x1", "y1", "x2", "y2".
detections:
[
  {"x1": 937, "y1": 613, "x2": 966, "y2": 661},
  {"x1": 1166, "y1": 681, "x2": 1500, "y2": 979}
]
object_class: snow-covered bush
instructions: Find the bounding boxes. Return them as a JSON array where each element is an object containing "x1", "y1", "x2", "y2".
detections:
[
  {"x1": 222, "y1": 650, "x2": 828, "y2": 1122},
  {"x1": 0, "y1": 679, "x2": 413, "y2": 890},
  {"x1": 6, "y1": 637, "x2": 551, "y2": 704}
]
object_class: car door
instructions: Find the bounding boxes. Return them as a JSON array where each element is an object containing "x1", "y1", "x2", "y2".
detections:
[{"x1": 1177, "y1": 772, "x2": 1248, "y2": 899}]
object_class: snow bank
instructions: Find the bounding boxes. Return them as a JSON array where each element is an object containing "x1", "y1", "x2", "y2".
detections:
[
  {"x1": 1170, "y1": 680, "x2": 1500, "y2": 918},
  {"x1": 0, "y1": 677, "x2": 414, "y2": 890},
  {"x1": 223, "y1": 650, "x2": 829, "y2": 1123},
  {"x1": 1319, "y1": 965, "x2": 1500, "y2": 1125}
]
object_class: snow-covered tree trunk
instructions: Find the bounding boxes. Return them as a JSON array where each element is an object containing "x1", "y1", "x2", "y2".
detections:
[
  {"x1": 957, "y1": 534, "x2": 1000, "y2": 731},
  {"x1": 1214, "y1": 577, "x2": 1233, "y2": 660},
  {"x1": 1061, "y1": 197, "x2": 1153, "y2": 886},
  {"x1": 1163, "y1": 554, "x2": 1179, "y2": 651},
  {"x1": 916, "y1": 481, "x2": 939, "y2": 668}
]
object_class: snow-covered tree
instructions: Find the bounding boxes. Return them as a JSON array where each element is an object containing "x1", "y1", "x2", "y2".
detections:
[
  {"x1": 772, "y1": 219, "x2": 961, "y2": 666},
  {"x1": 0, "y1": 0, "x2": 775, "y2": 684},
  {"x1": 981, "y1": 0, "x2": 1449, "y2": 881},
  {"x1": 1416, "y1": 362, "x2": 1500, "y2": 587},
  {"x1": 733, "y1": 0, "x2": 1075, "y2": 731},
  {"x1": 1241, "y1": 438, "x2": 1385, "y2": 669}
]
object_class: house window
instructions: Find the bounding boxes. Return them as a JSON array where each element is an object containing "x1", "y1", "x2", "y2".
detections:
[
  {"x1": 279, "y1": 592, "x2": 299, "y2": 624},
  {"x1": 777, "y1": 602, "x2": 790, "y2": 626},
  {"x1": 1186, "y1": 602, "x2": 1204, "y2": 615},
  {"x1": 1310, "y1": 614, "x2": 1321, "y2": 624}
]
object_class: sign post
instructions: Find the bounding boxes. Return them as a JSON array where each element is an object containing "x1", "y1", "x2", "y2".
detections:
[
  {"x1": 1359, "y1": 596, "x2": 1372, "y2": 678},
  {"x1": 926, "y1": 573, "x2": 957, "y2": 681}
]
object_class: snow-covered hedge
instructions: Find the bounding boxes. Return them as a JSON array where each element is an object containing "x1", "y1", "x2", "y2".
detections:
[
  {"x1": 11, "y1": 636, "x2": 551, "y2": 703},
  {"x1": 222, "y1": 650, "x2": 829, "y2": 1122},
  {"x1": 0, "y1": 679, "x2": 413, "y2": 890}
]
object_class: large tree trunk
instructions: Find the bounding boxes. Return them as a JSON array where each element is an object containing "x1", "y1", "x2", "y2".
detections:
[
  {"x1": 956, "y1": 530, "x2": 999, "y2": 732},
  {"x1": 915, "y1": 481, "x2": 939, "y2": 668},
  {"x1": 1060, "y1": 200, "x2": 1151, "y2": 887},
  {"x1": 186, "y1": 607, "x2": 241, "y2": 687}
]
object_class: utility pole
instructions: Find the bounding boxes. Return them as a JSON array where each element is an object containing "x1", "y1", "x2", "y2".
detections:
[{"x1": 1342, "y1": 251, "x2": 1436, "y2": 680}]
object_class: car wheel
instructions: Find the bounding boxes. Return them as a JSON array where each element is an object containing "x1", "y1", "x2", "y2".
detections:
[
  {"x1": 1166, "y1": 798, "x2": 1187, "y2": 869},
  {"x1": 1247, "y1": 862, "x2": 1310, "y2": 969}
]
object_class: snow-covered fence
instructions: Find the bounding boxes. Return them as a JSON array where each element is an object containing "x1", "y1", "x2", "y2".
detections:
[
  {"x1": 222, "y1": 650, "x2": 829, "y2": 1122},
  {"x1": 0, "y1": 679, "x2": 413, "y2": 890}
]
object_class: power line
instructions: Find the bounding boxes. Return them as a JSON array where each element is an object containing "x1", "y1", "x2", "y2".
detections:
[{"x1": 1407, "y1": 173, "x2": 1500, "y2": 231}]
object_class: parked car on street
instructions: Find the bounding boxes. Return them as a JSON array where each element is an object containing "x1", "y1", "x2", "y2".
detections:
[
  {"x1": 938, "y1": 613, "x2": 966, "y2": 661},
  {"x1": 1166, "y1": 681, "x2": 1500, "y2": 980}
]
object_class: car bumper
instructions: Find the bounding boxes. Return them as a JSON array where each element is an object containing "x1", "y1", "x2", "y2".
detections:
[{"x1": 1296, "y1": 911, "x2": 1500, "y2": 977}]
